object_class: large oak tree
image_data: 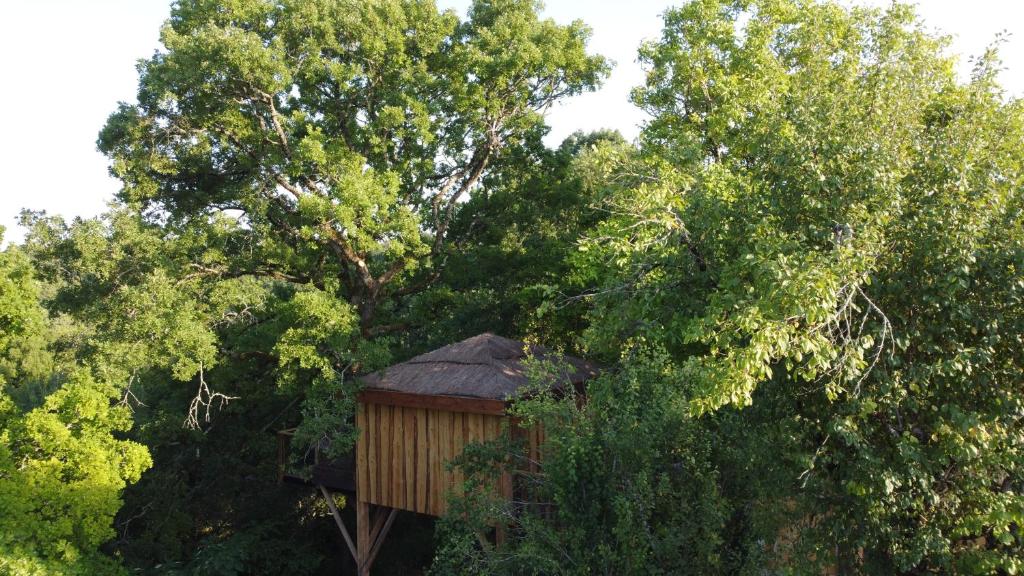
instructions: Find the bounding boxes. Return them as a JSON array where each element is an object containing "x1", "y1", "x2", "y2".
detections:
[{"x1": 99, "y1": 0, "x2": 606, "y2": 337}]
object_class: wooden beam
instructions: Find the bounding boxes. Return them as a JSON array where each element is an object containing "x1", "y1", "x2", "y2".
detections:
[
  {"x1": 357, "y1": 501, "x2": 370, "y2": 576},
  {"x1": 365, "y1": 507, "x2": 399, "y2": 572},
  {"x1": 358, "y1": 390, "x2": 508, "y2": 416},
  {"x1": 318, "y1": 485, "x2": 357, "y2": 563},
  {"x1": 369, "y1": 506, "x2": 389, "y2": 545}
]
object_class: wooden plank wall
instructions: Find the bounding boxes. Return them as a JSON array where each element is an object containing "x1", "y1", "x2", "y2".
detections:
[{"x1": 356, "y1": 402, "x2": 508, "y2": 516}]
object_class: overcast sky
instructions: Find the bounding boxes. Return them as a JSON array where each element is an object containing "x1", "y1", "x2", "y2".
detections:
[{"x1": 2, "y1": 0, "x2": 1022, "y2": 244}]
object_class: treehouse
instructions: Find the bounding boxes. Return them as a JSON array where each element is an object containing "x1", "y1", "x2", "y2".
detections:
[{"x1": 278, "y1": 333, "x2": 599, "y2": 575}]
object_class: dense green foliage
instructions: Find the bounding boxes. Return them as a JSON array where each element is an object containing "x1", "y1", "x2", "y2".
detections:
[
  {"x1": 2, "y1": 0, "x2": 1022, "y2": 574},
  {"x1": 8, "y1": 0, "x2": 606, "y2": 573},
  {"x1": 437, "y1": 1, "x2": 1024, "y2": 574},
  {"x1": 99, "y1": 0, "x2": 606, "y2": 340},
  {"x1": 0, "y1": 371, "x2": 152, "y2": 576},
  {"x1": 0, "y1": 231, "x2": 152, "y2": 575}
]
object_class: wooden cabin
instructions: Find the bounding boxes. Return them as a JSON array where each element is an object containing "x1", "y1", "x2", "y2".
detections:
[{"x1": 279, "y1": 333, "x2": 599, "y2": 575}]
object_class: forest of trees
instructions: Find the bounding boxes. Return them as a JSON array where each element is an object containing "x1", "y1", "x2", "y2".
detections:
[{"x1": 1, "y1": 0, "x2": 1022, "y2": 574}]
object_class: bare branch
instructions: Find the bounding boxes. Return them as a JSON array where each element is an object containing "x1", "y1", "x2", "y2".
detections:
[
  {"x1": 119, "y1": 373, "x2": 148, "y2": 412},
  {"x1": 184, "y1": 363, "x2": 239, "y2": 430}
]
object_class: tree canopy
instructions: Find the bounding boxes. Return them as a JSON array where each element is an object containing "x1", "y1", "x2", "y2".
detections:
[
  {"x1": 99, "y1": 0, "x2": 607, "y2": 337},
  {"x1": 3, "y1": 0, "x2": 1022, "y2": 574},
  {"x1": 437, "y1": 0, "x2": 1024, "y2": 573},
  {"x1": 0, "y1": 230, "x2": 152, "y2": 575}
]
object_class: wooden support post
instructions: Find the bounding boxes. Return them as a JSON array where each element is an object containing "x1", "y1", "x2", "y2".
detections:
[
  {"x1": 369, "y1": 507, "x2": 389, "y2": 544},
  {"x1": 355, "y1": 501, "x2": 398, "y2": 576},
  {"x1": 318, "y1": 485, "x2": 357, "y2": 563},
  {"x1": 365, "y1": 508, "x2": 398, "y2": 571},
  {"x1": 357, "y1": 501, "x2": 370, "y2": 576}
]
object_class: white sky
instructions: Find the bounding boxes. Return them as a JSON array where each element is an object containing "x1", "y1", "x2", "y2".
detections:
[{"x1": 1, "y1": 0, "x2": 1022, "y2": 244}]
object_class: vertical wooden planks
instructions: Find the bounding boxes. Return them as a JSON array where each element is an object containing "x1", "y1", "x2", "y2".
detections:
[
  {"x1": 367, "y1": 404, "x2": 378, "y2": 504},
  {"x1": 443, "y1": 411, "x2": 456, "y2": 504},
  {"x1": 429, "y1": 407, "x2": 442, "y2": 516},
  {"x1": 451, "y1": 411, "x2": 465, "y2": 496},
  {"x1": 485, "y1": 415, "x2": 501, "y2": 442},
  {"x1": 416, "y1": 408, "x2": 428, "y2": 514},
  {"x1": 404, "y1": 406, "x2": 416, "y2": 511},
  {"x1": 377, "y1": 404, "x2": 386, "y2": 505},
  {"x1": 442, "y1": 411, "x2": 453, "y2": 501},
  {"x1": 391, "y1": 406, "x2": 405, "y2": 510},
  {"x1": 498, "y1": 416, "x2": 514, "y2": 501},
  {"x1": 442, "y1": 409, "x2": 454, "y2": 511},
  {"x1": 481, "y1": 415, "x2": 491, "y2": 441},
  {"x1": 468, "y1": 413, "x2": 485, "y2": 499},
  {"x1": 357, "y1": 404, "x2": 519, "y2": 516},
  {"x1": 356, "y1": 403, "x2": 368, "y2": 498},
  {"x1": 381, "y1": 405, "x2": 393, "y2": 507},
  {"x1": 467, "y1": 413, "x2": 483, "y2": 446},
  {"x1": 482, "y1": 415, "x2": 510, "y2": 502}
]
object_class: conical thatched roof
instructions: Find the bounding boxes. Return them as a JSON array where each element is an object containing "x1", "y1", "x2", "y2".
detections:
[{"x1": 358, "y1": 333, "x2": 600, "y2": 400}]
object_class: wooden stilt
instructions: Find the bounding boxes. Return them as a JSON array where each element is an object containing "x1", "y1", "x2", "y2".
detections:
[
  {"x1": 354, "y1": 501, "x2": 398, "y2": 576},
  {"x1": 369, "y1": 506, "x2": 389, "y2": 544},
  {"x1": 318, "y1": 485, "x2": 357, "y2": 563},
  {"x1": 357, "y1": 501, "x2": 370, "y2": 576},
  {"x1": 365, "y1": 508, "x2": 398, "y2": 571}
]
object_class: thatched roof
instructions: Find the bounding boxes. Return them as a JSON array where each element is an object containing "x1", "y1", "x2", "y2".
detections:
[{"x1": 358, "y1": 333, "x2": 600, "y2": 400}]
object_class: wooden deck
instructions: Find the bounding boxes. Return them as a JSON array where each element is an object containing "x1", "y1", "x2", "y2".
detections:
[{"x1": 277, "y1": 429, "x2": 357, "y2": 494}]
